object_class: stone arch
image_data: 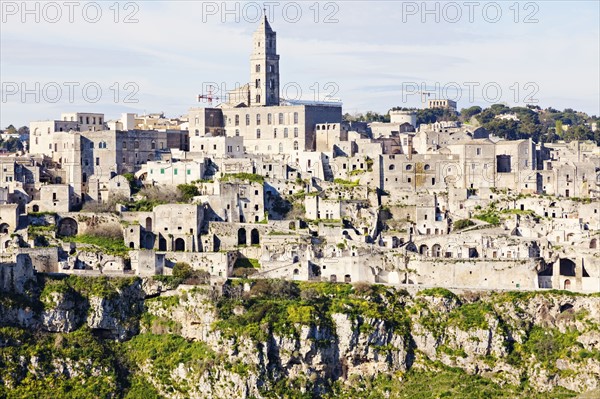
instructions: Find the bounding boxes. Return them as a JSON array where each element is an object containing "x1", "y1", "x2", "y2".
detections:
[
  {"x1": 158, "y1": 235, "x2": 167, "y2": 251},
  {"x1": 0, "y1": 223, "x2": 9, "y2": 235},
  {"x1": 432, "y1": 244, "x2": 441, "y2": 257},
  {"x1": 564, "y1": 279, "x2": 571, "y2": 290},
  {"x1": 590, "y1": 238, "x2": 598, "y2": 249},
  {"x1": 538, "y1": 263, "x2": 553, "y2": 276},
  {"x1": 145, "y1": 234, "x2": 155, "y2": 249},
  {"x1": 145, "y1": 217, "x2": 152, "y2": 231},
  {"x1": 129, "y1": 242, "x2": 135, "y2": 249},
  {"x1": 293, "y1": 268, "x2": 299, "y2": 275},
  {"x1": 237, "y1": 228, "x2": 247, "y2": 246},
  {"x1": 174, "y1": 238, "x2": 185, "y2": 252},
  {"x1": 419, "y1": 244, "x2": 428, "y2": 256},
  {"x1": 344, "y1": 274, "x2": 351, "y2": 283},
  {"x1": 559, "y1": 258, "x2": 576, "y2": 276},
  {"x1": 57, "y1": 218, "x2": 78, "y2": 237},
  {"x1": 32, "y1": 204, "x2": 40, "y2": 213},
  {"x1": 251, "y1": 228, "x2": 260, "y2": 245}
]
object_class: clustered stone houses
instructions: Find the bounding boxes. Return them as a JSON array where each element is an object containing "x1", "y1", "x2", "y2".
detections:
[{"x1": 1, "y1": 17, "x2": 599, "y2": 293}]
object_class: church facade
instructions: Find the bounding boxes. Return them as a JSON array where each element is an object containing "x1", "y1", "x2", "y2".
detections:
[{"x1": 189, "y1": 16, "x2": 341, "y2": 156}]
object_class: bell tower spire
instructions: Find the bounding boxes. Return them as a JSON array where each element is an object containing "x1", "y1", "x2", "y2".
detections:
[{"x1": 250, "y1": 15, "x2": 280, "y2": 106}]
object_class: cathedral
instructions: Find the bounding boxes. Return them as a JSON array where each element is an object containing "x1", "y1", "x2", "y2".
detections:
[{"x1": 188, "y1": 16, "x2": 342, "y2": 156}]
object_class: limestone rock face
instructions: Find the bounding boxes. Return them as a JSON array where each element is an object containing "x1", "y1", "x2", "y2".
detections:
[
  {"x1": 1, "y1": 276, "x2": 599, "y2": 398},
  {"x1": 2, "y1": 276, "x2": 149, "y2": 340},
  {"x1": 41, "y1": 292, "x2": 83, "y2": 332},
  {"x1": 85, "y1": 281, "x2": 145, "y2": 340},
  {"x1": 135, "y1": 288, "x2": 600, "y2": 399}
]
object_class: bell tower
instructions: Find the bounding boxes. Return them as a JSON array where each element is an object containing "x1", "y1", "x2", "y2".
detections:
[{"x1": 250, "y1": 14, "x2": 280, "y2": 106}]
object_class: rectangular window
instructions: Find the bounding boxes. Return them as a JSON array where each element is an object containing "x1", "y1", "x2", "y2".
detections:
[
  {"x1": 174, "y1": 169, "x2": 178, "y2": 175},
  {"x1": 160, "y1": 169, "x2": 164, "y2": 174},
  {"x1": 95, "y1": 157, "x2": 99, "y2": 166},
  {"x1": 187, "y1": 170, "x2": 191, "y2": 175},
  {"x1": 278, "y1": 113, "x2": 284, "y2": 124},
  {"x1": 267, "y1": 114, "x2": 272, "y2": 124},
  {"x1": 293, "y1": 112, "x2": 298, "y2": 124}
]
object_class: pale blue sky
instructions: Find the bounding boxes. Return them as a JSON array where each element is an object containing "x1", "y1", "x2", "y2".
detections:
[{"x1": 1, "y1": 0, "x2": 598, "y2": 128}]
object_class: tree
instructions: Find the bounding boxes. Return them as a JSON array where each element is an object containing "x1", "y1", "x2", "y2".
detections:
[
  {"x1": 172, "y1": 262, "x2": 193, "y2": 280},
  {"x1": 555, "y1": 120, "x2": 563, "y2": 138},
  {"x1": 0, "y1": 137, "x2": 24, "y2": 152},
  {"x1": 460, "y1": 106, "x2": 482, "y2": 121},
  {"x1": 177, "y1": 184, "x2": 200, "y2": 202},
  {"x1": 4, "y1": 125, "x2": 16, "y2": 135}
]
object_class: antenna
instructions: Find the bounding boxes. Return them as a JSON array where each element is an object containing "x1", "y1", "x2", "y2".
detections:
[
  {"x1": 418, "y1": 91, "x2": 433, "y2": 109},
  {"x1": 197, "y1": 85, "x2": 223, "y2": 106}
]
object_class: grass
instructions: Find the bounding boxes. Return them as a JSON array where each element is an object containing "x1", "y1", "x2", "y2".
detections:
[
  {"x1": 62, "y1": 234, "x2": 130, "y2": 257},
  {"x1": 325, "y1": 365, "x2": 577, "y2": 399},
  {"x1": 333, "y1": 178, "x2": 359, "y2": 187},
  {"x1": 453, "y1": 219, "x2": 475, "y2": 230},
  {"x1": 234, "y1": 257, "x2": 260, "y2": 269},
  {"x1": 220, "y1": 173, "x2": 264, "y2": 184},
  {"x1": 474, "y1": 211, "x2": 501, "y2": 226}
]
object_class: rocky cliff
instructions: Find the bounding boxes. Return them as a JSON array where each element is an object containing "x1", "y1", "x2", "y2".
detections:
[{"x1": 0, "y1": 274, "x2": 599, "y2": 398}]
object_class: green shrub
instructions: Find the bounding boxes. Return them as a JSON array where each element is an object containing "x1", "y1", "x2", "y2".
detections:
[
  {"x1": 172, "y1": 262, "x2": 193, "y2": 280},
  {"x1": 177, "y1": 184, "x2": 200, "y2": 202},
  {"x1": 453, "y1": 219, "x2": 475, "y2": 230},
  {"x1": 220, "y1": 173, "x2": 264, "y2": 184}
]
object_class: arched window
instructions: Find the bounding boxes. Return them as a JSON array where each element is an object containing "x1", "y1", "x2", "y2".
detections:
[
  {"x1": 256, "y1": 129, "x2": 261, "y2": 139},
  {"x1": 246, "y1": 114, "x2": 250, "y2": 126},
  {"x1": 267, "y1": 113, "x2": 272, "y2": 124},
  {"x1": 293, "y1": 112, "x2": 298, "y2": 124},
  {"x1": 284, "y1": 128, "x2": 288, "y2": 138},
  {"x1": 274, "y1": 128, "x2": 277, "y2": 138},
  {"x1": 406, "y1": 164, "x2": 412, "y2": 171},
  {"x1": 151, "y1": 141, "x2": 156, "y2": 150},
  {"x1": 256, "y1": 114, "x2": 261, "y2": 125},
  {"x1": 235, "y1": 129, "x2": 239, "y2": 136},
  {"x1": 293, "y1": 141, "x2": 299, "y2": 151},
  {"x1": 278, "y1": 113, "x2": 284, "y2": 124},
  {"x1": 294, "y1": 127, "x2": 298, "y2": 137},
  {"x1": 134, "y1": 140, "x2": 139, "y2": 149},
  {"x1": 424, "y1": 164, "x2": 431, "y2": 170},
  {"x1": 278, "y1": 143, "x2": 283, "y2": 153},
  {"x1": 235, "y1": 115, "x2": 239, "y2": 126}
]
